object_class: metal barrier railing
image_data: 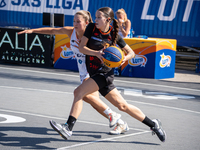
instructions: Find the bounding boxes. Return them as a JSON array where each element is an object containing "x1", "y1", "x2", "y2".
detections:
[{"x1": 182, "y1": 46, "x2": 200, "y2": 73}]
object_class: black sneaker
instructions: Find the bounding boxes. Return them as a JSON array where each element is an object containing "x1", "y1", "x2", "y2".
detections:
[
  {"x1": 151, "y1": 119, "x2": 166, "y2": 142},
  {"x1": 49, "y1": 120, "x2": 72, "y2": 140}
]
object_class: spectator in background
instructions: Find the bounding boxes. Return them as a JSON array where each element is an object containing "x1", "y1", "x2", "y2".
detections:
[{"x1": 116, "y1": 8, "x2": 132, "y2": 38}]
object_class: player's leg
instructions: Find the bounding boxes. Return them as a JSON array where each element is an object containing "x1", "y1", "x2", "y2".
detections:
[
  {"x1": 69, "y1": 77, "x2": 100, "y2": 118},
  {"x1": 50, "y1": 78, "x2": 103, "y2": 140},
  {"x1": 82, "y1": 91, "x2": 108, "y2": 118},
  {"x1": 104, "y1": 88, "x2": 166, "y2": 142},
  {"x1": 50, "y1": 78, "x2": 104, "y2": 140},
  {"x1": 82, "y1": 91, "x2": 122, "y2": 128},
  {"x1": 68, "y1": 78, "x2": 123, "y2": 128},
  {"x1": 105, "y1": 88, "x2": 145, "y2": 121}
]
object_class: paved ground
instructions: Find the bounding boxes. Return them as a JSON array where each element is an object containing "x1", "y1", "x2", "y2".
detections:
[
  {"x1": 0, "y1": 63, "x2": 200, "y2": 150},
  {"x1": 161, "y1": 69, "x2": 200, "y2": 83}
]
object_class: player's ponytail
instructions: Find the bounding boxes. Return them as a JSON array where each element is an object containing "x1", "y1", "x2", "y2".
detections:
[
  {"x1": 86, "y1": 11, "x2": 93, "y2": 23},
  {"x1": 112, "y1": 18, "x2": 119, "y2": 46}
]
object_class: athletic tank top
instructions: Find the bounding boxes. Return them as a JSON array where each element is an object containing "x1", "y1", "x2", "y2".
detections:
[
  {"x1": 84, "y1": 23, "x2": 126, "y2": 76},
  {"x1": 118, "y1": 24, "x2": 130, "y2": 38},
  {"x1": 70, "y1": 29, "x2": 89, "y2": 83}
]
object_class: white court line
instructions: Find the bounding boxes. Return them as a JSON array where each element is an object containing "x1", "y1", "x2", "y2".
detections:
[
  {"x1": 114, "y1": 79, "x2": 200, "y2": 92},
  {"x1": 0, "y1": 66, "x2": 199, "y2": 92},
  {"x1": 0, "y1": 107, "x2": 150, "y2": 149},
  {"x1": 126, "y1": 99, "x2": 200, "y2": 114},
  {"x1": 1, "y1": 85, "x2": 199, "y2": 149},
  {"x1": 0, "y1": 108, "x2": 146, "y2": 132},
  {"x1": 0, "y1": 106, "x2": 150, "y2": 149},
  {"x1": 0, "y1": 66, "x2": 77, "y2": 78},
  {"x1": 0, "y1": 85, "x2": 72, "y2": 95},
  {"x1": 57, "y1": 131, "x2": 150, "y2": 150},
  {"x1": 1, "y1": 85, "x2": 200, "y2": 115},
  {"x1": 0, "y1": 114, "x2": 26, "y2": 124},
  {"x1": 0, "y1": 85, "x2": 195, "y2": 102}
]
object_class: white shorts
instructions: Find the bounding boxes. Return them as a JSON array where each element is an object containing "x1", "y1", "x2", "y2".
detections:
[{"x1": 80, "y1": 73, "x2": 90, "y2": 83}]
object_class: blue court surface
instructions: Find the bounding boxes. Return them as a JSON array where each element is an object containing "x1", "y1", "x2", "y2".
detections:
[{"x1": 0, "y1": 64, "x2": 200, "y2": 150}]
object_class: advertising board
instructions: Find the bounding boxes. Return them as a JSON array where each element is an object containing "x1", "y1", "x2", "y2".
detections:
[
  {"x1": 0, "y1": 0, "x2": 199, "y2": 47},
  {"x1": 0, "y1": 27, "x2": 53, "y2": 67}
]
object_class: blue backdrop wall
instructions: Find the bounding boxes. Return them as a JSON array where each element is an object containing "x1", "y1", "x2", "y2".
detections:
[{"x1": 0, "y1": 0, "x2": 199, "y2": 47}]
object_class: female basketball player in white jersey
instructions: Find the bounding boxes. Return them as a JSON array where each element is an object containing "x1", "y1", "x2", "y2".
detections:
[{"x1": 18, "y1": 10, "x2": 129, "y2": 135}]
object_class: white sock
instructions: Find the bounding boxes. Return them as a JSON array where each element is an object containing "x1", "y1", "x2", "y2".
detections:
[
  {"x1": 103, "y1": 107, "x2": 113, "y2": 116},
  {"x1": 117, "y1": 119, "x2": 125, "y2": 125}
]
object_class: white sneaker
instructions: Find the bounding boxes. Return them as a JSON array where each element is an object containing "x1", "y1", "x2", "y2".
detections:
[
  {"x1": 108, "y1": 112, "x2": 121, "y2": 128},
  {"x1": 49, "y1": 120, "x2": 72, "y2": 140},
  {"x1": 109, "y1": 122, "x2": 129, "y2": 135}
]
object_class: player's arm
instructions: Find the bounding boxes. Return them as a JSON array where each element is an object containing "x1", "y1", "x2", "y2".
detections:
[
  {"x1": 117, "y1": 35, "x2": 135, "y2": 62},
  {"x1": 18, "y1": 26, "x2": 74, "y2": 37},
  {"x1": 79, "y1": 36, "x2": 104, "y2": 63},
  {"x1": 119, "y1": 44, "x2": 135, "y2": 66},
  {"x1": 122, "y1": 44, "x2": 135, "y2": 61}
]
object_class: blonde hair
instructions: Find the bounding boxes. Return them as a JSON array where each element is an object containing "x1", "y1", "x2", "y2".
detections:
[
  {"x1": 116, "y1": 8, "x2": 128, "y2": 22},
  {"x1": 75, "y1": 10, "x2": 93, "y2": 23}
]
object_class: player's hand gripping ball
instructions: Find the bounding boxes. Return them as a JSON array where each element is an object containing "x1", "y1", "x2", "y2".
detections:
[{"x1": 102, "y1": 46, "x2": 124, "y2": 68}]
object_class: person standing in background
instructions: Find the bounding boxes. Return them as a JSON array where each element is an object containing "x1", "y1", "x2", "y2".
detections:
[{"x1": 116, "y1": 8, "x2": 133, "y2": 38}]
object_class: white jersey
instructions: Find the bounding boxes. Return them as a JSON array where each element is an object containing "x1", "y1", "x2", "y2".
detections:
[{"x1": 70, "y1": 29, "x2": 89, "y2": 83}]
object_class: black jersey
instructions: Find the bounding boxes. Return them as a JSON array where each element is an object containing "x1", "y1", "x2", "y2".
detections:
[{"x1": 84, "y1": 23, "x2": 126, "y2": 76}]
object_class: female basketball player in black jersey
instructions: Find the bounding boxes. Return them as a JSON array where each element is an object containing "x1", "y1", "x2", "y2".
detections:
[{"x1": 51, "y1": 7, "x2": 166, "y2": 142}]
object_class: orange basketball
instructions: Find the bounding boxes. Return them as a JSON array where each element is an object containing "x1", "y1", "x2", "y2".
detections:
[{"x1": 102, "y1": 46, "x2": 124, "y2": 68}]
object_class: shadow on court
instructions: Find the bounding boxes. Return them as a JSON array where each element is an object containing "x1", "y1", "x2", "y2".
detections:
[
  {"x1": 0, "y1": 127, "x2": 60, "y2": 149},
  {"x1": 0, "y1": 64, "x2": 200, "y2": 150},
  {"x1": 0, "y1": 127, "x2": 159, "y2": 149}
]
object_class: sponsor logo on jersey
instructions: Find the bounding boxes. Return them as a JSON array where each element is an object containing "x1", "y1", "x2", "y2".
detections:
[
  {"x1": 91, "y1": 36, "x2": 102, "y2": 42},
  {"x1": 94, "y1": 33, "x2": 99, "y2": 36}
]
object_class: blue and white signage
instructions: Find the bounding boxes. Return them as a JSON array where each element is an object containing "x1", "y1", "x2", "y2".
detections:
[
  {"x1": 0, "y1": 0, "x2": 199, "y2": 47},
  {"x1": 0, "y1": 0, "x2": 89, "y2": 15}
]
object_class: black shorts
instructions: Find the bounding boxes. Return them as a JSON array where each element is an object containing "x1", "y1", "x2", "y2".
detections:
[{"x1": 91, "y1": 73, "x2": 115, "y2": 97}]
